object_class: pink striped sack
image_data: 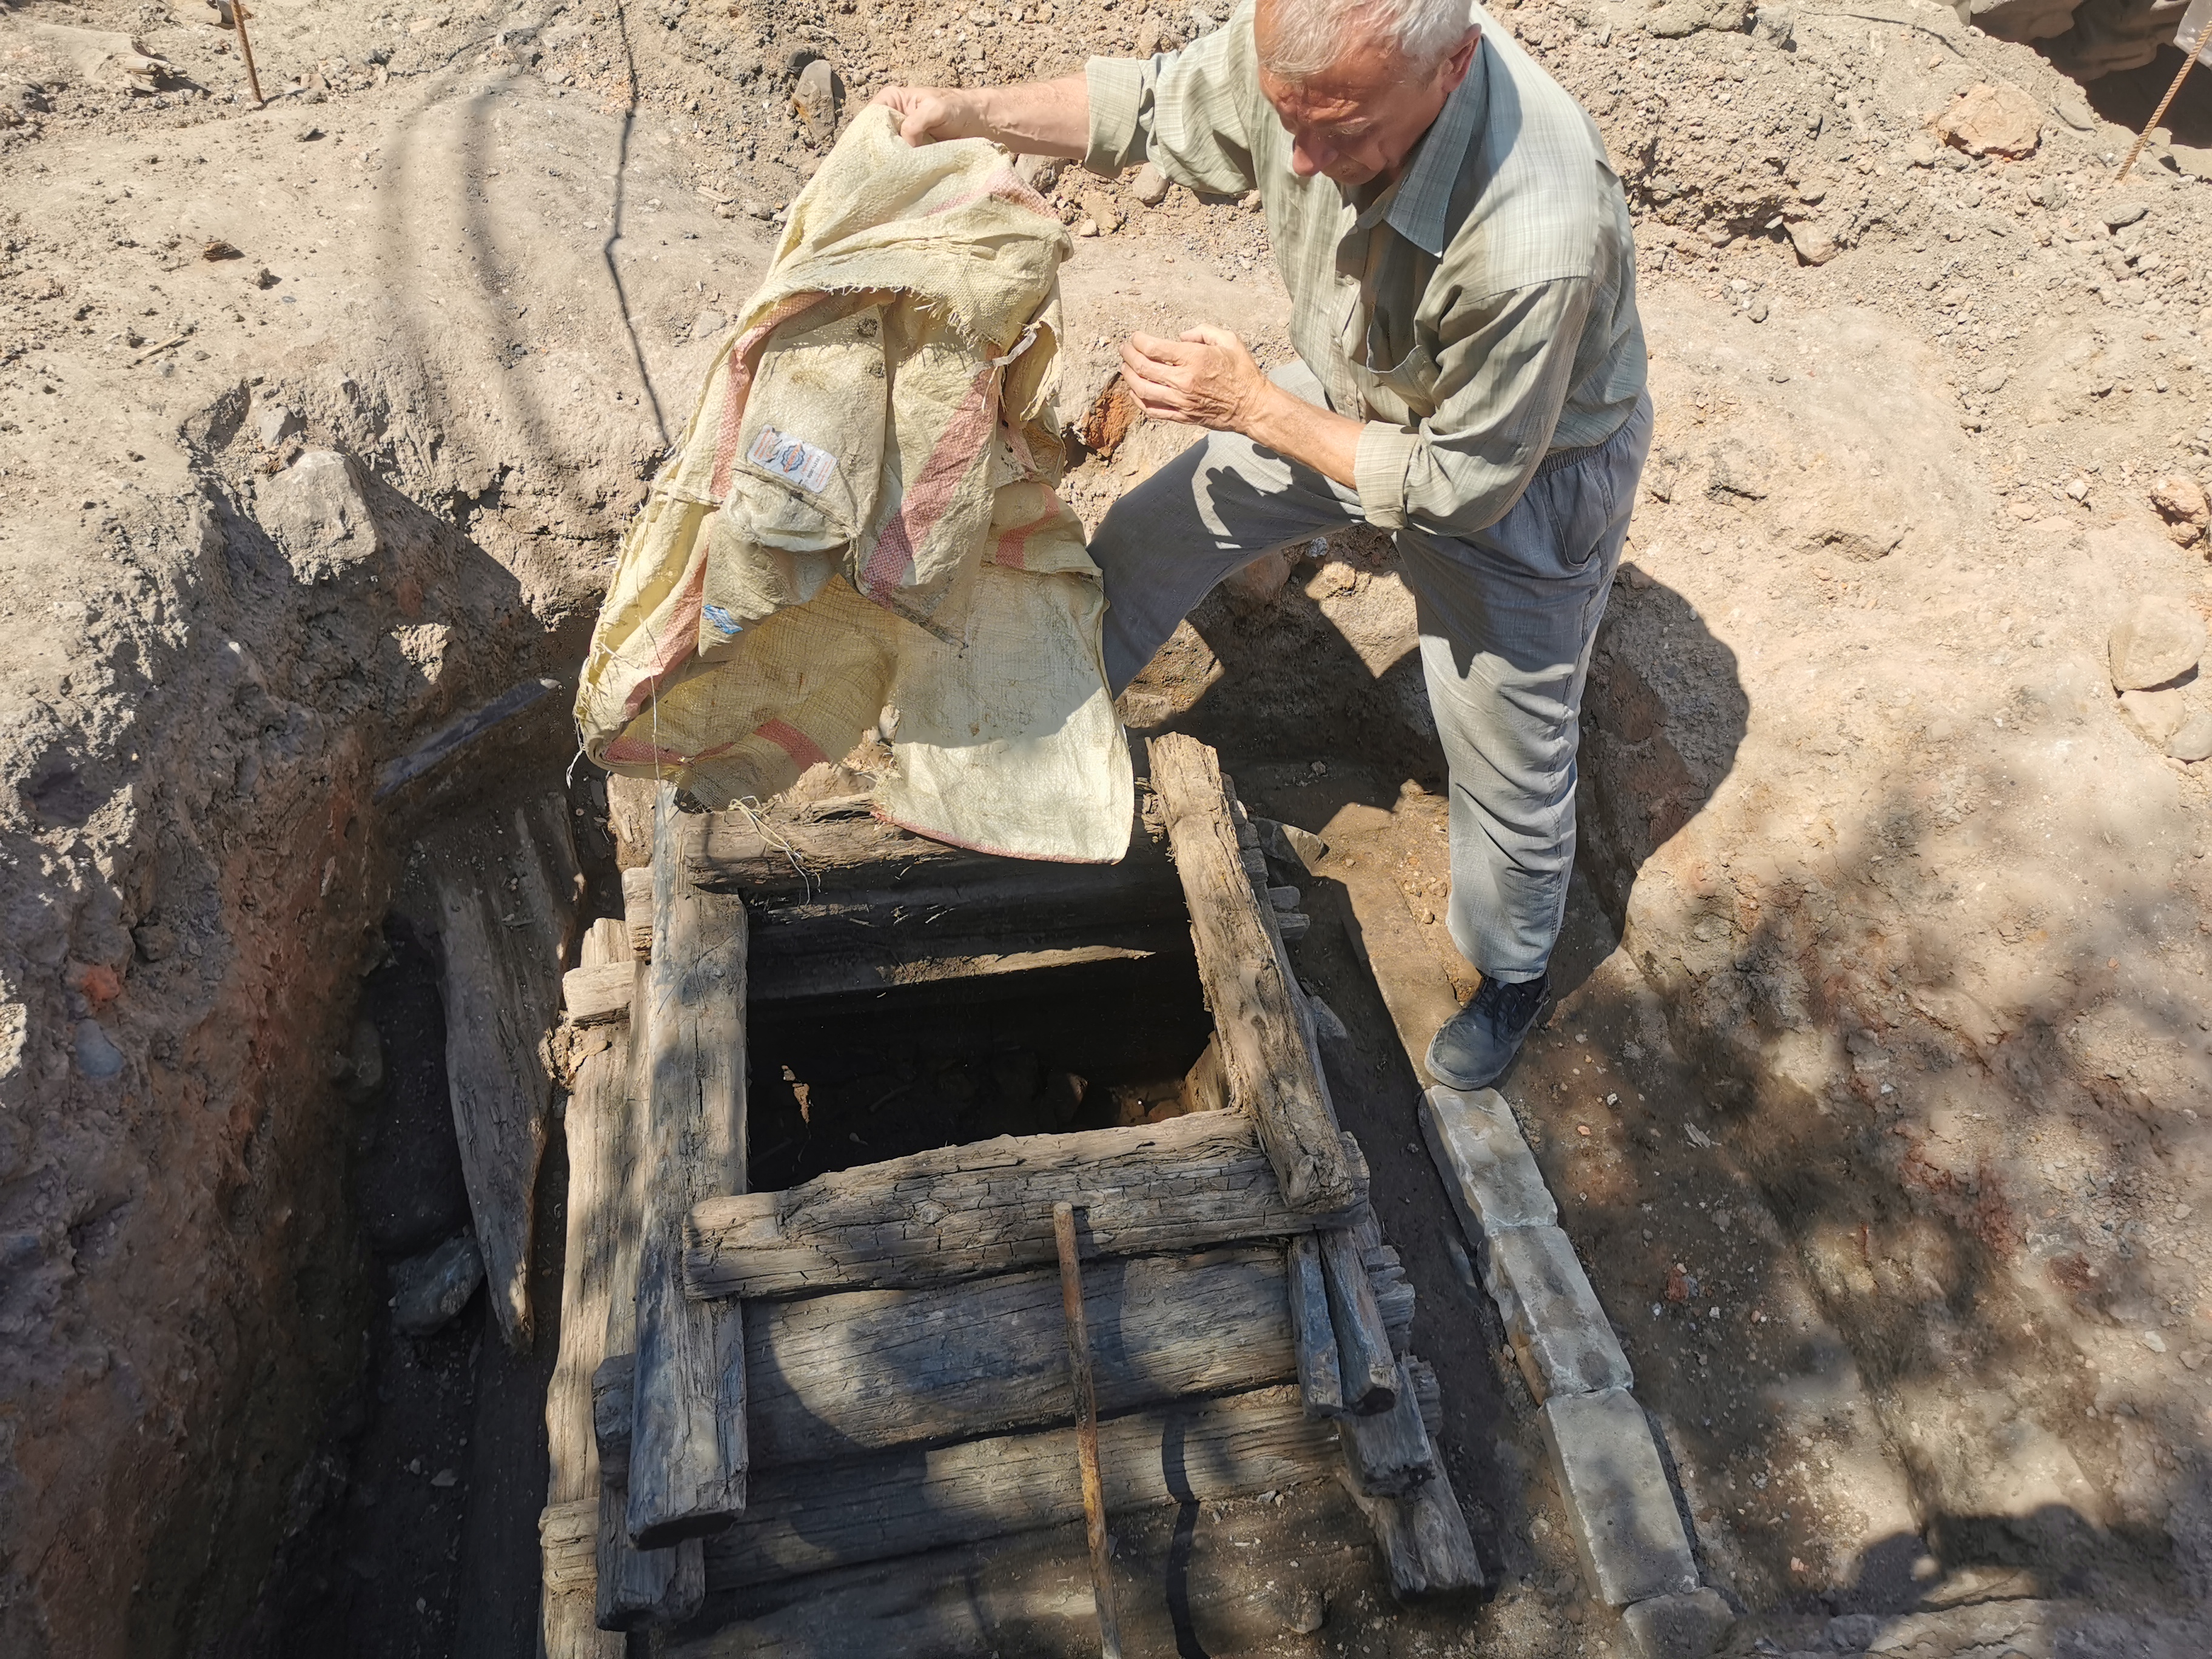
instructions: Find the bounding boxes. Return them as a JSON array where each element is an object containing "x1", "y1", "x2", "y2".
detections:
[{"x1": 574, "y1": 109, "x2": 1132, "y2": 862}]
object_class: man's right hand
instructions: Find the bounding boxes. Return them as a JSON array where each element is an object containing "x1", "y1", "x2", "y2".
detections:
[
  {"x1": 871, "y1": 85, "x2": 985, "y2": 146},
  {"x1": 869, "y1": 75, "x2": 1091, "y2": 158}
]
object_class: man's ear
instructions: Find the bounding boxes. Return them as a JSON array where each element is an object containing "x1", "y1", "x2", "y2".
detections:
[{"x1": 1438, "y1": 26, "x2": 1480, "y2": 92}]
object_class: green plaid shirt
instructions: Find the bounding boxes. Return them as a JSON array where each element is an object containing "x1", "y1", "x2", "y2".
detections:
[{"x1": 1086, "y1": 3, "x2": 1646, "y2": 537}]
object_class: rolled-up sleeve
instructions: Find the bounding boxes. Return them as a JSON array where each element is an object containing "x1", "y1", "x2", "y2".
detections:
[
  {"x1": 1081, "y1": 13, "x2": 1258, "y2": 196},
  {"x1": 1355, "y1": 276, "x2": 1594, "y2": 535}
]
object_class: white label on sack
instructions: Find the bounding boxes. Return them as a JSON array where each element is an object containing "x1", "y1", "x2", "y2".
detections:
[{"x1": 747, "y1": 425, "x2": 838, "y2": 493}]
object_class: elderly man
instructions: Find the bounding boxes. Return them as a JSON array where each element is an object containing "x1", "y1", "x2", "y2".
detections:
[{"x1": 877, "y1": 0, "x2": 1649, "y2": 1090}]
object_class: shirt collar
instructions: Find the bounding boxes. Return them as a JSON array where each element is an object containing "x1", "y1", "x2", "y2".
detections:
[{"x1": 1382, "y1": 35, "x2": 1488, "y2": 258}]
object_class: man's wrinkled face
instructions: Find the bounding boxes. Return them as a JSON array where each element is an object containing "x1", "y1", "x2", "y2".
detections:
[{"x1": 1253, "y1": 8, "x2": 1479, "y2": 190}]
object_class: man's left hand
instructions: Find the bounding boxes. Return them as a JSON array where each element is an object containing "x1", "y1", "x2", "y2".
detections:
[{"x1": 1119, "y1": 326, "x2": 1268, "y2": 434}]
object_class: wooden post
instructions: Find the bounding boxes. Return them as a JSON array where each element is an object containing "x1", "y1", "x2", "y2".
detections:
[
  {"x1": 628, "y1": 784, "x2": 750, "y2": 1548},
  {"x1": 1146, "y1": 734, "x2": 1353, "y2": 1214},
  {"x1": 1319, "y1": 1227, "x2": 1398, "y2": 1415},
  {"x1": 1053, "y1": 1204, "x2": 1124, "y2": 1659},
  {"x1": 1286, "y1": 1233, "x2": 1344, "y2": 1419},
  {"x1": 540, "y1": 918, "x2": 635, "y2": 1659},
  {"x1": 594, "y1": 945, "x2": 705, "y2": 1629}
]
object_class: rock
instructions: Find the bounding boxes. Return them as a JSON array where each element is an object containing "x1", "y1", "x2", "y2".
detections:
[
  {"x1": 2120, "y1": 686, "x2": 2187, "y2": 743},
  {"x1": 1751, "y1": 4, "x2": 1794, "y2": 45},
  {"x1": 2150, "y1": 474, "x2": 2208, "y2": 541},
  {"x1": 254, "y1": 403, "x2": 301, "y2": 447},
  {"x1": 1484, "y1": 1224, "x2": 1637, "y2": 1399},
  {"x1": 1074, "y1": 218, "x2": 1099, "y2": 238},
  {"x1": 792, "y1": 57, "x2": 839, "y2": 146},
  {"x1": 1903, "y1": 133, "x2": 1940, "y2": 168},
  {"x1": 1974, "y1": 366, "x2": 2010, "y2": 395},
  {"x1": 691, "y1": 308, "x2": 726, "y2": 341},
  {"x1": 1540, "y1": 1389, "x2": 1700, "y2": 1606},
  {"x1": 1795, "y1": 176, "x2": 1829, "y2": 204},
  {"x1": 1934, "y1": 81, "x2": 2042, "y2": 159},
  {"x1": 1747, "y1": 296, "x2": 1769, "y2": 323},
  {"x1": 1079, "y1": 190, "x2": 1123, "y2": 232},
  {"x1": 1420, "y1": 1085, "x2": 1558, "y2": 1238},
  {"x1": 1131, "y1": 161, "x2": 1170, "y2": 207},
  {"x1": 1623, "y1": 1588, "x2": 1736, "y2": 1659},
  {"x1": 2054, "y1": 93, "x2": 2097, "y2": 132},
  {"x1": 75, "y1": 1019, "x2": 125, "y2": 1082},
  {"x1": 253, "y1": 266, "x2": 279, "y2": 289},
  {"x1": 1786, "y1": 219, "x2": 1838, "y2": 265},
  {"x1": 2107, "y1": 596, "x2": 2204, "y2": 689},
  {"x1": 390, "y1": 1233, "x2": 486, "y2": 1336},
  {"x1": 257, "y1": 449, "x2": 381, "y2": 583},
  {"x1": 1646, "y1": 0, "x2": 1708, "y2": 36},
  {"x1": 1281, "y1": 823, "x2": 1329, "y2": 868},
  {"x1": 1013, "y1": 152, "x2": 1063, "y2": 192},
  {"x1": 2170, "y1": 711, "x2": 2212, "y2": 762},
  {"x1": 2172, "y1": 143, "x2": 2212, "y2": 184},
  {"x1": 335, "y1": 1015, "x2": 386, "y2": 1105}
]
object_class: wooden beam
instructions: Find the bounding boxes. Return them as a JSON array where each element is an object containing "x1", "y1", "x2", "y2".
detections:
[
  {"x1": 561, "y1": 961, "x2": 635, "y2": 1027},
  {"x1": 700, "y1": 1384, "x2": 1335, "y2": 1582},
  {"x1": 662, "y1": 1477, "x2": 1396, "y2": 1659},
  {"x1": 593, "y1": 948, "x2": 705, "y2": 1631},
  {"x1": 428, "y1": 791, "x2": 582, "y2": 1349},
  {"x1": 691, "y1": 808, "x2": 1173, "y2": 901},
  {"x1": 629, "y1": 785, "x2": 751, "y2": 1548},
  {"x1": 686, "y1": 1111, "x2": 1369, "y2": 1300},
  {"x1": 1319, "y1": 1227, "x2": 1398, "y2": 1415},
  {"x1": 1145, "y1": 736, "x2": 1352, "y2": 1214},
  {"x1": 1336, "y1": 1358, "x2": 1435, "y2": 1497},
  {"x1": 540, "y1": 919, "x2": 635, "y2": 1659},
  {"x1": 1337, "y1": 1397, "x2": 1484, "y2": 1601},
  {"x1": 1285, "y1": 1233, "x2": 1344, "y2": 1419}
]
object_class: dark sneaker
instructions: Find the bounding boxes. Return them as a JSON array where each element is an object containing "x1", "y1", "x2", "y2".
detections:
[{"x1": 1424, "y1": 973, "x2": 1549, "y2": 1091}]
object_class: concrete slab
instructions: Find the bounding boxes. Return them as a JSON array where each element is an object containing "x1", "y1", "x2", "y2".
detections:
[{"x1": 1539, "y1": 1389, "x2": 1698, "y2": 1607}]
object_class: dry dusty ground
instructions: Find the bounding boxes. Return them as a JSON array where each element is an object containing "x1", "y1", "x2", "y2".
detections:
[{"x1": 4, "y1": 0, "x2": 2212, "y2": 1654}]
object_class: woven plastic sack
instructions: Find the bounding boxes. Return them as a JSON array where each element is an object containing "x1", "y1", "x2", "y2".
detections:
[{"x1": 575, "y1": 109, "x2": 1133, "y2": 862}]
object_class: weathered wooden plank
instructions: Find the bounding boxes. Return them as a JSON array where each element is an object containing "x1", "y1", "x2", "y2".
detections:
[
  {"x1": 1320, "y1": 1227, "x2": 1398, "y2": 1415},
  {"x1": 622, "y1": 865, "x2": 654, "y2": 960},
  {"x1": 630, "y1": 786, "x2": 751, "y2": 1547},
  {"x1": 1336, "y1": 1358, "x2": 1435, "y2": 1497},
  {"x1": 562, "y1": 960, "x2": 635, "y2": 1027},
  {"x1": 686, "y1": 1111, "x2": 1369, "y2": 1299},
  {"x1": 701, "y1": 1384, "x2": 1335, "y2": 1582},
  {"x1": 692, "y1": 808, "x2": 1173, "y2": 900},
  {"x1": 663, "y1": 1478, "x2": 1393, "y2": 1659},
  {"x1": 589, "y1": 948, "x2": 705, "y2": 1631},
  {"x1": 1337, "y1": 1421, "x2": 1484, "y2": 1601},
  {"x1": 540, "y1": 920, "x2": 634, "y2": 1659},
  {"x1": 1147, "y1": 735, "x2": 1352, "y2": 1214},
  {"x1": 600, "y1": 1243, "x2": 1430, "y2": 1472},
  {"x1": 428, "y1": 791, "x2": 582, "y2": 1349},
  {"x1": 1286, "y1": 1233, "x2": 1344, "y2": 1419}
]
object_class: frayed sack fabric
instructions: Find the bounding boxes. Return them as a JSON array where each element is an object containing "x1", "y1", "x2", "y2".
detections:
[{"x1": 575, "y1": 108, "x2": 1133, "y2": 862}]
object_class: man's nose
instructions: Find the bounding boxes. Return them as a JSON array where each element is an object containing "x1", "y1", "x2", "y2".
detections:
[{"x1": 1290, "y1": 133, "x2": 1334, "y2": 178}]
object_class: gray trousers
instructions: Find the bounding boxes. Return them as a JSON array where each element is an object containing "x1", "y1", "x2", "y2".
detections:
[{"x1": 1091, "y1": 364, "x2": 1654, "y2": 985}]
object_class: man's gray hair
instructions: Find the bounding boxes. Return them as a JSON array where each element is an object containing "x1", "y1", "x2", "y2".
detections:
[{"x1": 1255, "y1": 0, "x2": 1475, "y2": 79}]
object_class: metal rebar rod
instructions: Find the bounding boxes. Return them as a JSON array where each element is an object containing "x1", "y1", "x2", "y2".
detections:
[
  {"x1": 2116, "y1": 19, "x2": 2212, "y2": 184},
  {"x1": 233, "y1": 1, "x2": 265, "y2": 107},
  {"x1": 1052, "y1": 1201, "x2": 1123, "y2": 1659}
]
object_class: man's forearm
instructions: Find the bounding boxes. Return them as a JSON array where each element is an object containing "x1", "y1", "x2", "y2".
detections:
[
  {"x1": 1240, "y1": 381, "x2": 1364, "y2": 491},
  {"x1": 917, "y1": 73, "x2": 1091, "y2": 158}
]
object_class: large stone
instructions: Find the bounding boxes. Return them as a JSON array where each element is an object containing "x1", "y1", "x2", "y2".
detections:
[
  {"x1": 1934, "y1": 81, "x2": 2042, "y2": 158},
  {"x1": 1420, "y1": 1085, "x2": 1558, "y2": 1236},
  {"x1": 1786, "y1": 219, "x2": 1839, "y2": 266},
  {"x1": 793, "y1": 58, "x2": 839, "y2": 146},
  {"x1": 2108, "y1": 595, "x2": 2204, "y2": 689},
  {"x1": 1623, "y1": 1587, "x2": 1735, "y2": 1659},
  {"x1": 1539, "y1": 1389, "x2": 1699, "y2": 1606},
  {"x1": 390, "y1": 1233, "x2": 486, "y2": 1336},
  {"x1": 2119, "y1": 686, "x2": 2187, "y2": 744},
  {"x1": 1131, "y1": 161, "x2": 1170, "y2": 206},
  {"x1": 256, "y1": 448, "x2": 381, "y2": 583},
  {"x1": 1484, "y1": 1224, "x2": 1635, "y2": 1399},
  {"x1": 2149, "y1": 474, "x2": 2208, "y2": 542},
  {"x1": 2170, "y1": 711, "x2": 2212, "y2": 763}
]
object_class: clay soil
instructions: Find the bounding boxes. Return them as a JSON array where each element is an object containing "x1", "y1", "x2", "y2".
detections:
[{"x1": 5, "y1": 0, "x2": 2212, "y2": 1656}]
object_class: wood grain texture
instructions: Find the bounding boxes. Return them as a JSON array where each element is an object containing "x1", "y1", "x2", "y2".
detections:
[
  {"x1": 428, "y1": 791, "x2": 581, "y2": 1349},
  {"x1": 539, "y1": 919, "x2": 633, "y2": 1659},
  {"x1": 561, "y1": 961, "x2": 635, "y2": 1027},
  {"x1": 629, "y1": 786, "x2": 751, "y2": 1547},
  {"x1": 1337, "y1": 1423, "x2": 1484, "y2": 1601},
  {"x1": 598, "y1": 1244, "x2": 1432, "y2": 1470},
  {"x1": 662, "y1": 1478, "x2": 1395, "y2": 1659},
  {"x1": 1146, "y1": 736, "x2": 1352, "y2": 1214},
  {"x1": 1335, "y1": 1358, "x2": 1435, "y2": 1497},
  {"x1": 594, "y1": 951, "x2": 703, "y2": 1630},
  {"x1": 686, "y1": 1111, "x2": 1368, "y2": 1299},
  {"x1": 700, "y1": 1384, "x2": 1335, "y2": 1582},
  {"x1": 1320, "y1": 1227, "x2": 1398, "y2": 1416},
  {"x1": 1052, "y1": 1203, "x2": 1124, "y2": 1659},
  {"x1": 1286, "y1": 1233, "x2": 1345, "y2": 1419}
]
